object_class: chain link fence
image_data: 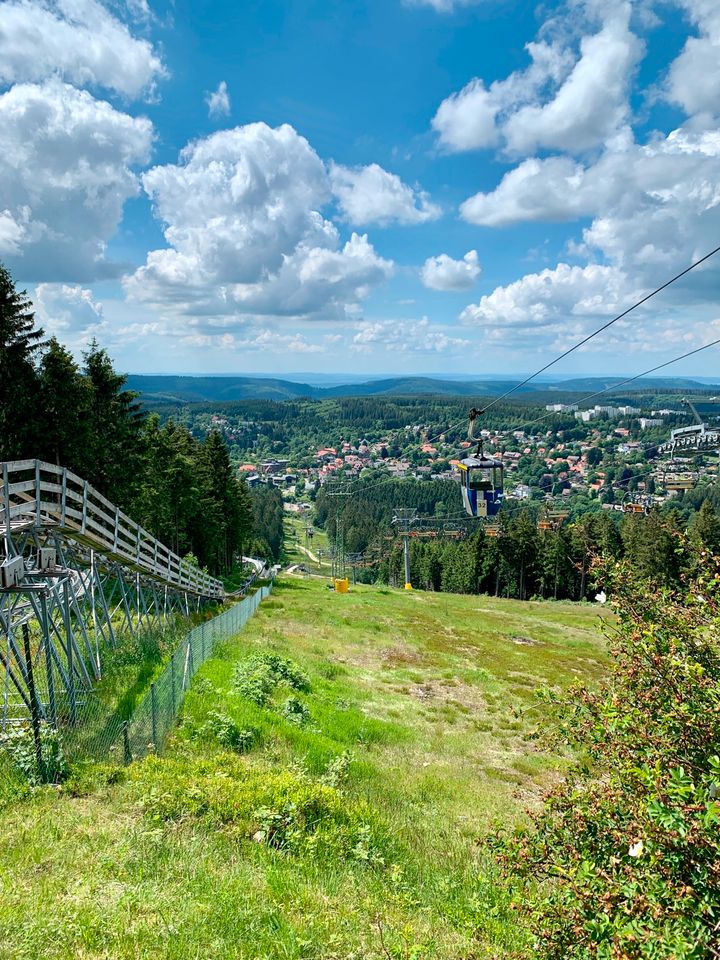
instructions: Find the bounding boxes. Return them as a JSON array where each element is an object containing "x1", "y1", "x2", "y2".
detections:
[
  {"x1": 0, "y1": 584, "x2": 272, "y2": 789},
  {"x1": 119, "y1": 584, "x2": 271, "y2": 762}
]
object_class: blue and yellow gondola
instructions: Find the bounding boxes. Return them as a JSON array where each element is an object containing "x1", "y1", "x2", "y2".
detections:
[{"x1": 458, "y1": 454, "x2": 504, "y2": 518}]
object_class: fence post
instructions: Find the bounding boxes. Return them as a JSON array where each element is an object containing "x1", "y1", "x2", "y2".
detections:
[
  {"x1": 122, "y1": 721, "x2": 132, "y2": 764},
  {"x1": 170, "y1": 649, "x2": 176, "y2": 714},
  {"x1": 42, "y1": 597, "x2": 57, "y2": 728},
  {"x1": 22, "y1": 624, "x2": 44, "y2": 783},
  {"x1": 201, "y1": 621, "x2": 206, "y2": 661},
  {"x1": 150, "y1": 682, "x2": 158, "y2": 751}
]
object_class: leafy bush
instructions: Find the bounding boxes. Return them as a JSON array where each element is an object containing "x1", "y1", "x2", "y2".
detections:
[
  {"x1": 498, "y1": 554, "x2": 720, "y2": 958},
  {"x1": 134, "y1": 755, "x2": 385, "y2": 861},
  {"x1": 233, "y1": 653, "x2": 310, "y2": 706},
  {"x1": 281, "y1": 697, "x2": 310, "y2": 726},
  {"x1": 201, "y1": 711, "x2": 256, "y2": 752},
  {"x1": 0, "y1": 722, "x2": 68, "y2": 785},
  {"x1": 321, "y1": 750, "x2": 353, "y2": 787}
]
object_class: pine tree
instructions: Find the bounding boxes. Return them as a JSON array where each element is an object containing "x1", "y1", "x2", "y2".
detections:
[
  {"x1": 83, "y1": 340, "x2": 143, "y2": 505},
  {"x1": 0, "y1": 263, "x2": 43, "y2": 459},
  {"x1": 38, "y1": 338, "x2": 91, "y2": 469},
  {"x1": 689, "y1": 498, "x2": 720, "y2": 555}
]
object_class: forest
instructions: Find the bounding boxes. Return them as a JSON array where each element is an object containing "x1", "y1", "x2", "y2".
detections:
[
  {"x1": 314, "y1": 476, "x2": 720, "y2": 598},
  {"x1": 0, "y1": 265, "x2": 280, "y2": 574}
]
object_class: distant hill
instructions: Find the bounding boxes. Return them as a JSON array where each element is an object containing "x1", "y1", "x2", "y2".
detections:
[
  {"x1": 125, "y1": 375, "x2": 319, "y2": 404},
  {"x1": 126, "y1": 373, "x2": 720, "y2": 406},
  {"x1": 554, "y1": 376, "x2": 720, "y2": 393},
  {"x1": 127, "y1": 374, "x2": 536, "y2": 405}
]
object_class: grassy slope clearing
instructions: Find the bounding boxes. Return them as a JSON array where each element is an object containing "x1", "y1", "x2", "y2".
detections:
[{"x1": 0, "y1": 578, "x2": 608, "y2": 960}]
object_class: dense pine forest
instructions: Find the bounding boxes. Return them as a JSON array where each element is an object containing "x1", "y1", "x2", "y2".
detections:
[{"x1": 0, "y1": 264, "x2": 265, "y2": 575}]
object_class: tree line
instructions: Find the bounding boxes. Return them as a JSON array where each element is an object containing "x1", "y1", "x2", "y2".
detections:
[
  {"x1": 0, "y1": 264, "x2": 258, "y2": 576},
  {"x1": 313, "y1": 475, "x2": 720, "y2": 600},
  {"x1": 375, "y1": 502, "x2": 719, "y2": 598}
]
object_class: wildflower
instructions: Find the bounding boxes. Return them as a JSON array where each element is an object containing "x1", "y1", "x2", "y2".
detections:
[{"x1": 628, "y1": 840, "x2": 644, "y2": 858}]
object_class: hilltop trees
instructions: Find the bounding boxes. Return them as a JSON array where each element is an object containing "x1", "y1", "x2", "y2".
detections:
[
  {"x1": 0, "y1": 263, "x2": 255, "y2": 576},
  {"x1": 368, "y1": 504, "x2": 720, "y2": 601},
  {"x1": 0, "y1": 264, "x2": 43, "y2": 459},
  {"x1": 690, "y1": 498, "x2": 720, "y2": 554},
  {"x1": 83, "y1": 340, "x2": 145, "y2": 506},
  {"x1": 38, "y1": 338, "x2": 91, "y2": 470}
]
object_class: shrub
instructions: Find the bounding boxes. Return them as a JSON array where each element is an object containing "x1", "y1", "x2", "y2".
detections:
[
  {"x1": 321, "y1": 750, "x2": 353, "y2": 787},
  {"x1": 498, "y1": 555, "x2": 720, "y2": 958},
  {"x1": 233, "y1": 653, "x2": 310, "y2": 706},
  {"x1": 201, "y1": 711, "x2": 256, "y2": 752},
  {"x1": 281, "y1": 697, "x2": 310, "y2": 726},
  {"x1": 134, "y1": 755, "x2": 385, "y2": 861},
  {"x1": 0, "y1": 722, "x2": 68, "y2": 785}
]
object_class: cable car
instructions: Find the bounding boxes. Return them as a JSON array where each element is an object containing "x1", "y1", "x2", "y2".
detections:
[
  {"x1": 458, "y1": 453, "x2": 504, "y2": 518},
  {"x1": 457, "y1": 407, "x2": 504, "y2": 519}
]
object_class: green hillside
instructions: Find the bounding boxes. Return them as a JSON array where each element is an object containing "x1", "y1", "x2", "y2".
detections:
[{"x1": 0, "y1": 578, "x2": 607, "y2": 959}]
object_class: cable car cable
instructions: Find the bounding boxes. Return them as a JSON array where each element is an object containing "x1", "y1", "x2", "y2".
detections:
[
  {"x1": 422, "y1": 247, "x2": 720, "y2": 447},
  {"x1": 521, "y1": 335, "x2": 720, "y2": 430},
  {"x1": 477, "y1": 243, "x2": 720, "y2": 414}
]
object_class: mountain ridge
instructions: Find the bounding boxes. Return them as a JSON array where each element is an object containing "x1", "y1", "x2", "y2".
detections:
[{"x1": 126, "y1": 373, "x2": 720, "y2": 405}]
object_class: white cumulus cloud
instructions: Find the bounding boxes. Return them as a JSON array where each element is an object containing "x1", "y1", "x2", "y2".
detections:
[
  {"x1": 125, "y1": 122, "x2": 394, "y2": 324},
  {"x1": 352, "y1": 317, "x2": 470, "y2": 354},
  {"x1": 421, "y1": 250, "x2": 481, "y2": 291},
  {"x1": 206, "y1": 80, "x2": 231, "y2": 118},
  {"x1": 431, "y1": 3, "x2": 640, "y2": 155},
  {"x1": 460, "y1": 263, "x2": 631, "y2": 331},
  {"x1": 0, "y1": 80, "x2": 153, "y2": 280},
  {"x1": 0, "y1": 0, "x2": 165, "y2": 98},
  {"x1": 665, "y1": 1, "x2": 720, "y2": 115},
  {"x1": 462, "y1": 125, "x2": 720, "y2": 277},
  {"x1": 501, "y1": 11, "x2": 642, "y2": 155},
  {"x1": 33, "y1": 282, "x2": 108, "y2": 354},
  {"x1": 329, "y1": 162, "x2": 441, "y2": 226}
]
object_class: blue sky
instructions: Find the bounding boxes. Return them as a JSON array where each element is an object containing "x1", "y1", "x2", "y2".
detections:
[{"x1": 1, "y1": 0, "x2": 720, "y2": 378}]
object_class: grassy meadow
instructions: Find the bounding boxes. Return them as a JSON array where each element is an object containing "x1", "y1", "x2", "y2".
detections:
[{"x1": 0, "y1": 577, "x2": 609, "y2": 959}]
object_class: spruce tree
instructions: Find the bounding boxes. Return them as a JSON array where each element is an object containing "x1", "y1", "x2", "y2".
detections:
[
  {"x1": 690, "y1": 498, "x2": 720, "y2": 555},
  {"x1": 83, "y1": 340, "x2": 143, "y2": 505},
  {"x1": 0, "y1": 263, "x2": 43, "y2": 459},
  {"x1": 39, "y1": 338, "x2": 91, "y2": 469}
]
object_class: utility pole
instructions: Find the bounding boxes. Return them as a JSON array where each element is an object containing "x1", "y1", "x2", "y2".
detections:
[
  {"x1": 326, "y1": 481, "x2": 351, "y2": 580},
  {"x1": 346, "y1": 552, "x2": 363, "y2": 585},
  {"x1": 392, "y1": 508, "x2": 416, "y2": 590}
]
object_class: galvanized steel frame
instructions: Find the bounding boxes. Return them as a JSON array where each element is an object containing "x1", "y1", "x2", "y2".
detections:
[{"x1": 1, "y1": 460, "x2": 225, "y2": 730}]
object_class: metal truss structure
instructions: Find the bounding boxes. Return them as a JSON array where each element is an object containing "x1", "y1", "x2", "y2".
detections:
[
  {"x1": 658, "y1": 428, "x2": 720, "y2": 456},
  {"x1": 1, "y1": 460, "x2": 225, "y2": 730},
  {"x1": 325, "y1": 481, "x2": 351, "y2": 579},
  {"x1": 658, "y1": 397, "x2": 720, "y2": 457}
]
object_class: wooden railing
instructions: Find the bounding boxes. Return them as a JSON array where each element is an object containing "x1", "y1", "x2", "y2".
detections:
[{"x1": 1, "y1": 460, "x2": 224, "y2": 599}]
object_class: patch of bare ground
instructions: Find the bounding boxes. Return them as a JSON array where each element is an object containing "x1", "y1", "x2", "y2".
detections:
[
  {"x1": 407, "y1": 676, "x2": 487, "y2": 712},
  {"x1": 332, "y1": 639, "x2": 429, "y2": 669}
]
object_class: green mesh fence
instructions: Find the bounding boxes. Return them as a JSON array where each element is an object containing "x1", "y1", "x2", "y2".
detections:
[
  {"x1": 0, "y1": 584, "x2": 272, "y2": 789},
  {"x1": 120, "y1": 585, "x2": 271, "y2": 762}
]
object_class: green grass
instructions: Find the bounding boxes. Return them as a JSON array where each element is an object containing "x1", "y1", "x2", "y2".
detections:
[
  {"x1": 284, "y1": 515, "x2": 330, "y2": 575},
  {"x1": 0, "y1": 577, "x2": 609, "y2": 959}
]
